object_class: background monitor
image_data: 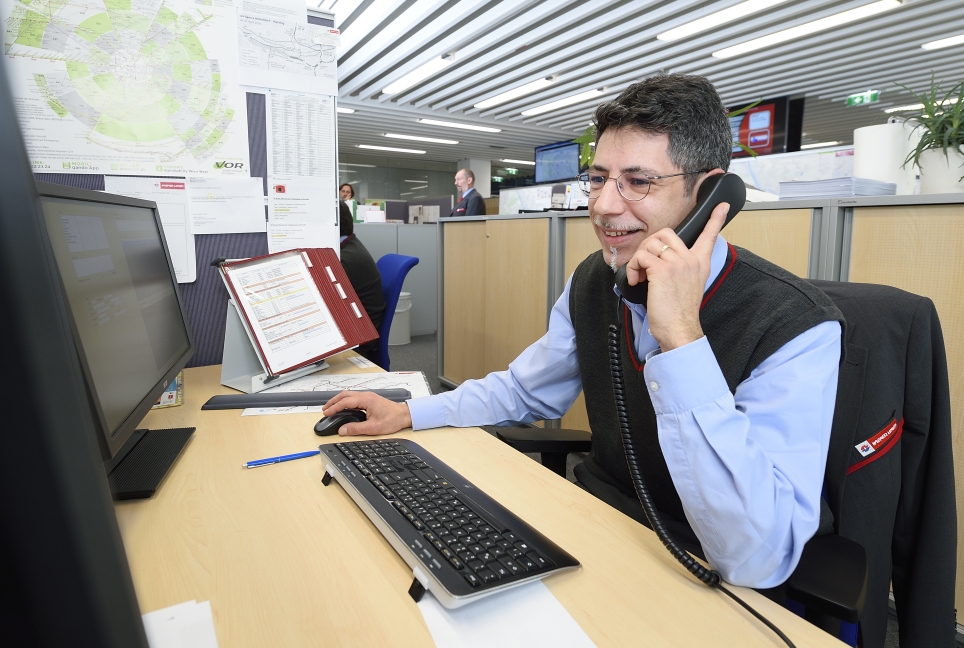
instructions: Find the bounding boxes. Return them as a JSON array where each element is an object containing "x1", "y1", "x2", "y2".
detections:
[
  {"x1": 0, "y1": 57, "x2": 148, "y2": 646},
  {"x1": 535, "y1": 140, "x2": 580, "y2": 184},
  {"x1": 35, "y1": 182, "x2": 194, "y2": 462},
  {"x1": 729, "y1": 96, "x2": 787, "y2": 158}
]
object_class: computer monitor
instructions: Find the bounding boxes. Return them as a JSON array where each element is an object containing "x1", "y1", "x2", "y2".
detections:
[
  {"x1": 0, "y1": 58, "x2": 148, "y2": 645},
  {"x1": 34, "y1": 183, "x2": 194, "y2": 461},
  {"x1": 729, "y1": 96, "x2": 790, "y2": 158},
  {"x1": 535, "y1": 140, "x2": 580, "y2": 184}
]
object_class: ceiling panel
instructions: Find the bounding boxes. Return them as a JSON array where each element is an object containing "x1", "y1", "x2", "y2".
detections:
[{"x1": 324, "y1": 0, "x2": 964, "y2": 166}]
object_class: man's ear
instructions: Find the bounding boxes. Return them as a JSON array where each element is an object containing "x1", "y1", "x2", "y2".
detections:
[{"x1": 689, "y1": 168, "x2": 725, "y2": 197}]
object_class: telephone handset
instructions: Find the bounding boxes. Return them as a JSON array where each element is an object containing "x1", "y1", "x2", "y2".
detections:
[{"x1": 614, "y1": 172, "x2": 746, "y2": 305}]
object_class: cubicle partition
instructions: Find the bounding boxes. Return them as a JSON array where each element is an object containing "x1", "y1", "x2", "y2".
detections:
[{"x1": 354, "y1": 223, "x2": 438, "y2": 336}]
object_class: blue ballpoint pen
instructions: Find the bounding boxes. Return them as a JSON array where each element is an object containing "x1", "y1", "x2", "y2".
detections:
[{"x1": 243, "y1": 449, "x2": 320, "y2": 469}]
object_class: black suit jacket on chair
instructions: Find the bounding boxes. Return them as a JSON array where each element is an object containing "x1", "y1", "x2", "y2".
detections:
[
  {"x1": 810, "y1": 280, "x2": 956, "y2": 648},
  {"x1": 449, "y1": 190, "x2": 486, "y2": 217}
]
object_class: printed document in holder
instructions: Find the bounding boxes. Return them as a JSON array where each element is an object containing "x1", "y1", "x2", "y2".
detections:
[{"x1": 217, "y1": 249, "x2": 378, "y2": 393}]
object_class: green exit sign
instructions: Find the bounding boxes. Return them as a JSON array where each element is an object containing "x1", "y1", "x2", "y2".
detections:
[{"x1": 847, "y1": 90, "x2": 880, "y2": 106}]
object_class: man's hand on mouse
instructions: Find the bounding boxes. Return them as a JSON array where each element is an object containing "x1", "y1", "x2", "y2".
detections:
[
  {"x1": 624, "y1": 202, "x2": 728, "y2": 352},
  {"x1": 322, "y1": 391, "x2": 412, "y2": 436}
]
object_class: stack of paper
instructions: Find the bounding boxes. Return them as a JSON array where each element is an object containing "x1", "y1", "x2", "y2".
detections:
[
  {"x1": 142, "y1": 600, "x2": 218, "y2": 648},
  {"x1": 779, "y1": 176, "x2": 896, "y2": 200}
]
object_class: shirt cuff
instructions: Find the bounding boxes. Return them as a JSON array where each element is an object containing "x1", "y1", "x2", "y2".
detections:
[
  {"x1": 406, "y1": 396, "x2": 447, "y2": 430},
  {"x1": 643, "y1": 336, "x2": 731, "y2": 415}
]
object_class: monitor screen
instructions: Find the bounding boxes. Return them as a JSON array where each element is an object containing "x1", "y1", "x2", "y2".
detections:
[
  {"x1": 535, "y1": 141, "x2": 580, "y2": 184},
  {"x1": 36, "y1": 186, "x2": 192, "y2": 458},
  {"x1": 729, "y1": 96, "x2": 789, "y2": 158}
]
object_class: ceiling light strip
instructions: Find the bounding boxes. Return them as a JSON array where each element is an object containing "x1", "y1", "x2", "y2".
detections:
[
  {"x1": 357, "y1": 144, "x2": 426, "y2": 154},
  {"x1": 713, "y1": 0, "x2": 902, "y2": 59},
  {"x1": 521, "y1": 89, "x2": 604, "y2": 116},
  {"x1": 658, "y1": 0, "x2": 792, "y2": 42},
  {"x1": 475, "y1": 77, "x2": 556, "y2": 109},
  {"x1": 383, "y1": 56, "x2": 452, "y2": 95},
  {"x1": 500, "y1": 158, "x2": 535, "y2": 165},
  {"x1": 921, "y1": 33, "x2": 964, "y2": 50},
  {"x1": 417, "y1": 118, "x2": 502, "y2": 133},
  {"x1": 384, "y1": 133, "x2": 459, "y2": 144}
]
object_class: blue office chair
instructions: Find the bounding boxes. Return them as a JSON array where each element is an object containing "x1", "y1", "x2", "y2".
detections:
[{"x1": 374, "y1": 254, "x2": 419, "y2": 371}]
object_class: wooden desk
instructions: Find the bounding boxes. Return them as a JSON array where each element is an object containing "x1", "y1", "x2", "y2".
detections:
[{"x1": 116, "y1": 356, "x2": 842, "y2": 647}]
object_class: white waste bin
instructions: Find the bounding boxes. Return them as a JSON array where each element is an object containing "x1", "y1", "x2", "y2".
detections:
[{"x1": 388, "y1": 292, "x2": 412, "y2": 346}]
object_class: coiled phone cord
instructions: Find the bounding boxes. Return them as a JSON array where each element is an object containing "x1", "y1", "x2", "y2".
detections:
[{"x1": 607, "y1": 323, "x2": 796, "y2": 648}]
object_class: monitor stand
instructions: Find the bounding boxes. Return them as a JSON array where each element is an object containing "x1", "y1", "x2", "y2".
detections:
[{"x1": 105, "y1": 427, "x2": 195, "y2": 500}]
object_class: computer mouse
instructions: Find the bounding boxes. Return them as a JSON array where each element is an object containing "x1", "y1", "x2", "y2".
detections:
[{"x1": 314, "y1": 408, "x2": 367, "y2": 436}]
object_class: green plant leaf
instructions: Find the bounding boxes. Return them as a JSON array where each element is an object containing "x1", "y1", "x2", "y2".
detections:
[
  {"x1": 573, "y1": 124, "x2": 595, "y2": 170},
  {"x1": 896, "y1": 73, "x2": 964, "y2": 178}
]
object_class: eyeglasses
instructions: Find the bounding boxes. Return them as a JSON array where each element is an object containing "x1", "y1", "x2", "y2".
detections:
[{"x1": 577, "y1": 169, "x2": 709, "y2": 201}]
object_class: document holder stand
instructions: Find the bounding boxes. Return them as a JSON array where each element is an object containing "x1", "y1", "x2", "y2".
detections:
[{"x1": 220, "y1": 300, "x2": 328, "y2": 394}]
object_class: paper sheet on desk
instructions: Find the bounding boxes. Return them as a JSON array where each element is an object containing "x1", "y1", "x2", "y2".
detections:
[
  {"x1": 241, "y1": 371, "x2": 432, "y2": 416},
  {"x1": 417, "y1": 581, "x2": 596, "y2": 648},
  {"x1": 142, "y1": 600, "x2": 219, "y2": 648}
]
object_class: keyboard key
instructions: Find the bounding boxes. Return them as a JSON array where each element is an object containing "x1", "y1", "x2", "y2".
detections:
[
  {"x1": 463, "y1": 572, "x2": 481, "y2": 587},
  {"x1": 518, "y1": 554, "x2": 537, "y2": 571},
  {"x1": 507, "y1": 547, "x2": 523, "y2": 559},
  {"x1": 432, "y1": 540, "x2": 445, "y2": 552},
  {"x1": 514, "y1": 541, "x2": 532, "y2": 552},
  {"x1": 422, "y1": 531, "x2": 438, "y2": 543},
  {"x1": 490, "y1": 546, "x2": 506, "y2": 558},
  {"x1": 450, "y1": 541, "x2": 466, "y2": 552},
  {"x1": 468, "y1": 544, "x2": 484, "y2": 555},
  {"x1": 439, "y1": 534, "x2": 456, "y2": 545},
  {"x1": 498, "y1": 556, "x2": 523, "y2": 575},
  {"x1": 457, "y1": 551, "x2": 475, "y2": 563},
  {"x1": 466, "y1": 559, "x2": 484, "y2": 572},
  {"x1": 526, "y1": 551, "x2": 552, "y2": 569},
  {"x1": 470, "y1": 531, "x2": 486, "y2": 541},
  {"x1": 479, "y1": 538, "x2": 494, "y2": 549},
  {"x1": 496, "y1": 540, "x2": 511, "y2": 549},
  {"x1": 449, "y1": 556, "x2": 464, "y2": 570},
  {"x1": 477, "y1": 569, "x2": 498, "y2": 584},
  {"x1": 452, "y1": 528, "x2": 468, "y2": 538},
  {"x1": 489, "y1": 563, "x2": 510, "y2": 579},
  {"x1": 478, "y1": 551, "x2": 495, "y2": 562}
]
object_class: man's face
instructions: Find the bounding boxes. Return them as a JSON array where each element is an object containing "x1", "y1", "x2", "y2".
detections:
[
  {"x1": 340, "y1": 185, "x2": 353, "y2": 200},
  {"x1": 589, "y1": 128, "x2": 702, "y2": 268},
  {"x1": 454, "y1": 171, "x2": 472, "y2": 193}
]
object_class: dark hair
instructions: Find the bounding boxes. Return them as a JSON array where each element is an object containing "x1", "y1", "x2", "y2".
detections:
[
  {"x1": 339, "y1": 200, "x2": 354, "y2": 237},
  {"x1": 339, "y1": 182, "x2": 355, "y2": 199},
  {"x1": 458, "y1": 168, "x2": 475, "y2": 182},
  {"x1": 593, "y1": 73, "x2": 731, "y2": 194}
]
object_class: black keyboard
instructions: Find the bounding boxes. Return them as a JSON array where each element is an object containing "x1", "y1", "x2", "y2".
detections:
[{"x1": 321, "y1": 439, "x2": 580, "y2": 608}]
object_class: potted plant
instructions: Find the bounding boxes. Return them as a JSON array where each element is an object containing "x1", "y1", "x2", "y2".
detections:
[{"x1": 900, "y1": 75, "x2": 964, "y2": 193}]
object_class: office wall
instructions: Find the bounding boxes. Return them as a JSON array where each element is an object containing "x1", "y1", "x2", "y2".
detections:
[{"x1": 340, "y1": 165, "x2": 456, "y2": 205}]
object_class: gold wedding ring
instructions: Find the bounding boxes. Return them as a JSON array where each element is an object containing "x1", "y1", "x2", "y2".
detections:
[{"x1": 657, "y1": 244, "x2": 671, "y2": 258}]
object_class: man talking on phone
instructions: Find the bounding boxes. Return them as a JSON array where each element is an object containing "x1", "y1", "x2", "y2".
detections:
[{"x1": 323, "y1": 74, "x2": 844, "y2": 589}]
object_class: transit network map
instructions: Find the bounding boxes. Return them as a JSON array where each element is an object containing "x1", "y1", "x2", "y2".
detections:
[{"x1": 2, "y1": 0, "x2": 249, "y2": 174}]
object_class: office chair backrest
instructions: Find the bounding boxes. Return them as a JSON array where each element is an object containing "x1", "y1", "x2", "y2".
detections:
[
  {"x1": 374, "y1": 254, "x2": 419, "y2": 371},
  {"x1": 805, "y1": 279, "x2": 956, "y2": 648}
]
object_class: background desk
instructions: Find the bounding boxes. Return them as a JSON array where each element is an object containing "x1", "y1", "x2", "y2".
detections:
[{"x1": 115, "y1": 355, "x2": 840, "y2": 647}]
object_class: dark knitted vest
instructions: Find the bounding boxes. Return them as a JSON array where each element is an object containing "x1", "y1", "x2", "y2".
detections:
[{"x1": 570, "y1": 244, "x2": 844, "y2": 545}]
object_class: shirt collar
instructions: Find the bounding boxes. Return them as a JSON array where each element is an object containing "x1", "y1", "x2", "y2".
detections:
[
  {"x1": 613, "y1": 235, "x2": 729, "y2": 307},
  {"x1": 461, "y1": 187, "x2": 475, "y2": 197}
]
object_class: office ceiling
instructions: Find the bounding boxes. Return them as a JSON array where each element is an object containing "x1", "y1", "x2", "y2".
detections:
[{"x1": 324, "y1": 0, "x2": 964, "y2": 169}]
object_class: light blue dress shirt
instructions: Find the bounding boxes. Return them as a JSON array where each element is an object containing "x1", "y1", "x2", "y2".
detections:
[{"x1": 407, "y1": 236, "x2": 841, "y2": 588}]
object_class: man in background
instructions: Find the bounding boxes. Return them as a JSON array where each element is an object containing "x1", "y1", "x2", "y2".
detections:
[{"x1": 449, "y1": 168, "x2": 486, "y2": 216}]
